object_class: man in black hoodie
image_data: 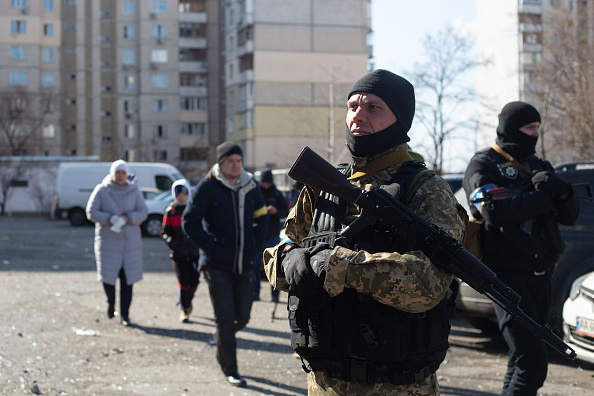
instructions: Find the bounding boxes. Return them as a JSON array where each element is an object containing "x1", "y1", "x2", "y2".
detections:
[
  {"x1": 253, "y1": 168, "x2": 289, "y2": 302},
  {"x1": 463, "y1": 101, "x2": 579, "y2": 396}
]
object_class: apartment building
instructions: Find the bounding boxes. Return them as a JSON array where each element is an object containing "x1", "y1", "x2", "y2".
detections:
[
  {"x1": 222, "y1": 0, "x2": 372, "y2": 170},
  {"x1": 1, "y1": 0, "x2": 371, "y2": 174}
]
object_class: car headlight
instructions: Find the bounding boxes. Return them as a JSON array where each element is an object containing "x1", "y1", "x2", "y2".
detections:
[{"x1": 569, "y1": 273, "x2": 591, "y2": 300}]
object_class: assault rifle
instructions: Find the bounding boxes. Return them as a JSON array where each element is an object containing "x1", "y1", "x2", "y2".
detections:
[{"x1": 288, "y1": 146, "x2": 577, "y2": 360}]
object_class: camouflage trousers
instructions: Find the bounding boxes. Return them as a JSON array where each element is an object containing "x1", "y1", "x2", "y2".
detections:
[{"x1": 307, "y1": 370, "x2": 439, "y2": 396}]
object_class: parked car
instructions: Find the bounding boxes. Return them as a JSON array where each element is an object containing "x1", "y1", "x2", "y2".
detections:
[
  {"x1": 140, "y1": 187, "x2": 162, "y2": 201},
  {"x1": 562, "y1": 271, "x2": 594, "y2": 365},
  {"x1": 141, "y1": 191, "x2": 174, "y2": 237},
  {"x1": 441, "y1": 173, "x2": 465, "y2": 194},
  {"x1": 454, "y1": 162, "x2": 594, "y2": 334}
]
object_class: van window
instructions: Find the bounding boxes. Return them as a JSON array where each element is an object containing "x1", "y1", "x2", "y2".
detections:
[{"x1": 155, "y1": 175, "x2": 174, "y2": 191}]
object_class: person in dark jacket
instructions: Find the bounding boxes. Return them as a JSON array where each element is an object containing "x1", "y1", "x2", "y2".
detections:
[
  {"x1": 161, "y1": 179, "x2": 200, "y2": 323},
  {"x1": 463, "y1": 101, "x2": 579, "y2": 396},
  {"x1": 253, "y1": 168, "x2": 289, "y2": 302},
  {"x1": 182, "y1": 142, "x2": 268, "y2": 388}
]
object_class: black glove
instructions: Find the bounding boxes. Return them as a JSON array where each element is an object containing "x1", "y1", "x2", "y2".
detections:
[
  {"x1": 280, "y1": 243, "x2": 332, "y2": 296},
  {"x1": 531, "y1": 171, "x2": 571, "y2": 199}
]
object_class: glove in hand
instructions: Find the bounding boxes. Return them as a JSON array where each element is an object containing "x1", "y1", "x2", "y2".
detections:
[
  {"x1": 280, "y1": 242, "x2": 332, "y2": 296},
  {"x1": 531, "y1": 171, "x2": 570, "y2": 198}
]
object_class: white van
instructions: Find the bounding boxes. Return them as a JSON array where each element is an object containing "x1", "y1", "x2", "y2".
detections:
[{"x1": 55, "y1": 162, "x2": 184, "y2": 226}]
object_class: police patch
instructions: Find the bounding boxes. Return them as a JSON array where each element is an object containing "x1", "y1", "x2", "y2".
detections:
[{"x1": 497, "y1": 162, "x2": 518, "y2": 180}]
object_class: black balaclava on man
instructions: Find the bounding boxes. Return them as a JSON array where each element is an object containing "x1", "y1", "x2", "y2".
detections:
[
  {"x1": 495, "y1": 101, "x2": 541, "y2": 159},
  {"x1": 345, "y1": 69, "x2": 416, "y2": 158}
]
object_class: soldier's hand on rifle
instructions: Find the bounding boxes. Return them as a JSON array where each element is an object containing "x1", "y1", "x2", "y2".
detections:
[
  {"x1": 279, "y1": 242, "x2": 332, "y2": 296},
  {"x1": 531, "y1": 170, "x2": 571, "y2": 201}
]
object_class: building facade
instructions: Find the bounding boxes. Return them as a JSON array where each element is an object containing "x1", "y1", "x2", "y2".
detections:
[
  {"x1": 1, "y1": 0, "x2": 371, "y2": 175},
  {"x1": 222, "y1": 0, "x2": 372, "y2": 170}
]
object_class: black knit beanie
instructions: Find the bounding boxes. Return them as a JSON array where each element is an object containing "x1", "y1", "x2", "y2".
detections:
[
  {"x1": 216, "y1": 141, "x2": 243, "y2": 165},
  {"x1": 496, "y1": 101, "x2": 541, "y2": 158},
  {"x1": 259, "y1": 168, "x2": 274, "y2": 184},
  {"x1": 345, "y1": 69, "x2": 414, "y2": 157}
]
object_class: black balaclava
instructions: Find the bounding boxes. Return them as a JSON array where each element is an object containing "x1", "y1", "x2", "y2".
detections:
[
  {"x1": 345, "y1": 69, "x2": 415, "y2": 157},
  {"x1": 495, "y1": 101, "x2": 541, "y2": 159}
]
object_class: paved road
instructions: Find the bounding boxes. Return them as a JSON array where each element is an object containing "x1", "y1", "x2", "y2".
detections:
[{"x1": 1, "y1": 216, "x2": 592, "y2": 395}]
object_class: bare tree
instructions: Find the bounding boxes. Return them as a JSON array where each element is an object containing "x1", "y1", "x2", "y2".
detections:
[
  {"x1": 0, "y1": 87, "x2": 54, "y2": 156},
  {"x1": 0, "y1": 160, "x2": 28, "y2": 215},
  {"x1": 530, "y1": 8, "x2": 594, "y2": 162},
  {"x1": 412, "y1": 26, "x2": 481, "y2": 174}
]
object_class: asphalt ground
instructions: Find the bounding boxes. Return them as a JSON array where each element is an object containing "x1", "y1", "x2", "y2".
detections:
[{"x1": 1, "y1": 216, "x2": 593, "y2": 395}]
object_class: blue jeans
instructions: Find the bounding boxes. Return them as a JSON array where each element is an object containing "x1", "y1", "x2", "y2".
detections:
[
  {"x1": 253, "y1": 235, "x2": 281, "y2": 298},
  {"x1": 203, "y1": 266, "x2": 254, "y2": 376}
]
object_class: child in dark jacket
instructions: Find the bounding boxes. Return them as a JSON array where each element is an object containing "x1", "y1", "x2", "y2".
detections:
[{"x1": 161, "y1": 179, "x2": 200, "y2": 323}]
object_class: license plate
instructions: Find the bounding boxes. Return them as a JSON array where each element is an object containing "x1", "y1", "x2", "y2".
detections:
[{"x1": 576, "y1": 316, "x2": 594, "y2": 337}]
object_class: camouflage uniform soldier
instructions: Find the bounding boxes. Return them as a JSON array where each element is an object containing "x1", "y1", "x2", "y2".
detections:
[{"x1": 263, "y1": 69, "x2": 466, "y2": 395}]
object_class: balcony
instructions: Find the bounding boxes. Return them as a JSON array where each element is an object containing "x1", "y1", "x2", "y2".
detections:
[
  {"x1": 179, "y1": 61, "x2": 208, "y2": 74},
  {"x1": 179, "y1": 37, "x2": 207, "y2": 49}
]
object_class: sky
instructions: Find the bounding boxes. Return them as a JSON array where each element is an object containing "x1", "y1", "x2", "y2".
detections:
[{"x1": 371, "y1": 0, "x2": 477, "y2": 172}]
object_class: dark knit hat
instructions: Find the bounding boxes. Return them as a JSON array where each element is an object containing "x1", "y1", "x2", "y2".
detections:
[
  {"x1": 260, "y1": 168, "x2": 273, "y2": 184},
  {"x1": 499, "y1": 101, "x2": 541, "y2": 131},
  {"x1": 348, "y1": 69, "x2": 415, "y2": 132},
  {"x1": 216, "y1": 141, "x2": 243, "y2": 165}
]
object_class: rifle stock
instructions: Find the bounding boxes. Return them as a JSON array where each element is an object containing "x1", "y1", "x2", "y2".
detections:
[{"x1": 288, "y1": 146, "x2": 577, "y2": 360}]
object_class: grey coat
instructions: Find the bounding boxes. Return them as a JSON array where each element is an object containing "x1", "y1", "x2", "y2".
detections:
[{"x1": 86, "y1": 175, "x2": 148, "y2": 285}]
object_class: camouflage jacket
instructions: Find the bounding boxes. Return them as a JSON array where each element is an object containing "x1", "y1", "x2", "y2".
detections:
[{"x1": 263, "y1": 143, "x2": 466, "y2": 313}]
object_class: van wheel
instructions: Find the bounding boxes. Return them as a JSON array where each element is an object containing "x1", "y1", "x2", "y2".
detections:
[
  {"x1": 69, "y1": 208, "x2": 87, "y2": 226},
  {"x1": 142, "y1": 215, "x2": 162, "y2": 237}
]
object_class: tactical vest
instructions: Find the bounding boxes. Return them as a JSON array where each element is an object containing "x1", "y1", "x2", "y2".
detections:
[{"x1": 288, "y1": 161, "x2": 458, "y2": 385}]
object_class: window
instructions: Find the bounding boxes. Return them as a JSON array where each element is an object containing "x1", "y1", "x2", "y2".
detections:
[
  {"x1": 152, "y1": 99, "x2": 168, "y2": 113},
  {"x1": 151, "y1": 49, "x2": 168, "y2": 63},
  {"x1": 151, "y1": 24, "x2": 168, "y2": 38},
  {"x1": 10, "y1": 71, "x2": 27, "y2": 86},
  {"x1": 11, "y1": 0, "x2": 26, "y2": 8},
  {"x1": 42, "y1": 48, "x2": 54, "y2": 62},
  {"x1": 100, "y1": 11, "x2": 111, "y2": 17},
  {"x1": 124, "y1": 124, "x2": 135, "y2": 138},
  {"x1": 11, "y1": 20, "x2": 27, "y2": 34},
  {"x1": 123, "y1": 2, "x2": 134, "y2": 14},
  {"x1": 65, "y1": 98, "x2": 76, "y2": 105},
  {"x1": 152, "y1": 1, "x2": 167, "y2": 13},
  {"x1": 65, "y1": 24, "x2": 76, "y2": 30},
  {"x1": 152, "y1": 75, "x2": 168, "y2": 88},
  {"x1": 42, "y1": 74, "x2": 55, "y2": 87},
  {"x1": 43, "y1": 99, "x2": 54, "y2": 113},
  {"x1": 180, "y1": 73, "x2": 207, "y2": 87},
  {"x1": 100, "y1": 61, "x2": 112, "y2": 67},
  {"x1": 65, "y1": 0, "x2": 76, "y2": 4},
  {"x1": 179, "y1": 22, "x2": 206, "y2": 38},
  {"x1": 181, "y1": 123, "x2": 206, "y2": 136},
  {"x1": 123, "y1": 50, "x2": 134, "y2": 65},
  {"x1": 64, "y1": 48, "x2": 76, "y2": 55},
  {"x1": 154, "y1": 150, "x2": 168, "y2": 162},
  {"x1": 100, "y1": 36, "x2": 111, "y2": 42},
  {"x1": 154, "y1": 124, "x2": 167, "y2": 138},
  {"x1": 124, "y1": 75, "x2": 135, "y2": 89},
  {"x1": 65, "y1": 73, "x2": 76, "y2": 80},
  {"x1": 43, "y1": 124, "x2": 55, "y2": 138},
  {"x1": 43, "y1": 0, "x2": 53, "y2": 11},
  {"x1": 123, "y1": 26, "x2": 134, "y2": 39},
  {"x1": 44, "y1": 23, "x2": 54, "y2": 37},
  {"x1": 10, "y1": 46, "x2": 27, "y2": 60},
  {"x1": 180, "y1": 97, "x2": 207, "y2": 111},
  {"x1": 179, "y1": 0, "x2": 206, "y2": 13},
  {"x1": 522, "y1": 51, "x2": 542, "y2": 64},
  {"x1": 179, "y1": 48, "x2": 206, "y2": 61}
]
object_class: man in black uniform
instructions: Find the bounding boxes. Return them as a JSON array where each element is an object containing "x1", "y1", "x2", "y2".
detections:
[{"x1": 463, "y1": 101, "x2": 579, "y2": 396}]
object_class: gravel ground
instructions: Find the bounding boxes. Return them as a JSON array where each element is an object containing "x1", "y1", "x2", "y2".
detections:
[{"x1": 1, "y1": 216, "x2": 593, "y2": 395}]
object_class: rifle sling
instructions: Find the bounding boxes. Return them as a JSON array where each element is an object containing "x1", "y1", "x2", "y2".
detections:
[
  {"x1": 492, "y1": 144, "x2": 531, "y2": 177},
  {"x1": 348, "y1": 150, "x2": 414, "y2": 180}
]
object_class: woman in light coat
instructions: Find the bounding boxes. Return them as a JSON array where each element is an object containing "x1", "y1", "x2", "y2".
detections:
[{"x1": 86, "y1": 160, "x2": 148, "y2": 326}]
